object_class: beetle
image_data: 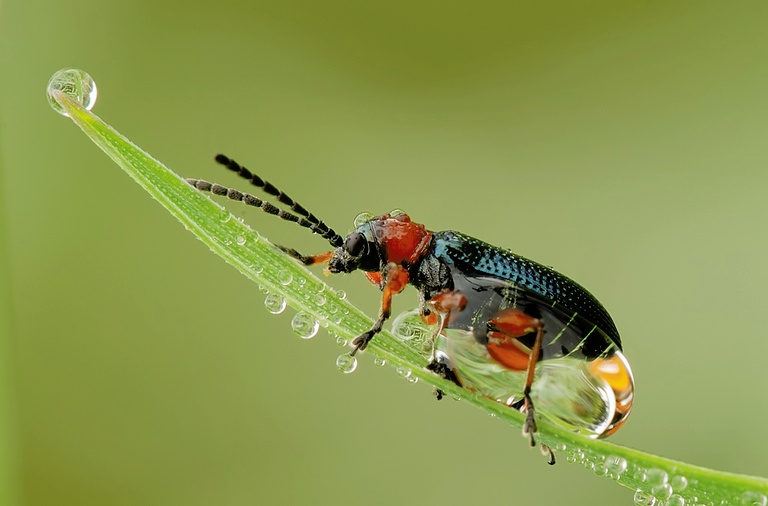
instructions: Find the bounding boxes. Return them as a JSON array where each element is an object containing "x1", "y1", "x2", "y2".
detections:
[{"x1": 187, "y1": 154, "x2": 634, "y2": 464}]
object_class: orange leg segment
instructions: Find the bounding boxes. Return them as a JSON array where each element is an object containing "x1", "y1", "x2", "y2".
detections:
[{"x1": 350, "y1": 263, "x2": 409, "y2": 355}]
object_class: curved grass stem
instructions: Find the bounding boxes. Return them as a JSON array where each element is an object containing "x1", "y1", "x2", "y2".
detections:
[{"x1": 51, "y1": 88, "x2": 768, "y2": 506}]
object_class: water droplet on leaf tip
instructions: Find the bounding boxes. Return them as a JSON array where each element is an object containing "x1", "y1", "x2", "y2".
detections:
[
  {"x1": 291, "y1": 312, "x2": 319, "y2": 339},
  {"x1": 47, "y1": 68, "x2": 97, "y2": 117},
  {"x1": 264, "y1": 293, "x2": 286, "y2": 314},
  {"x1": 336, "y1": 354, "x2": 357, "y2": 374}
]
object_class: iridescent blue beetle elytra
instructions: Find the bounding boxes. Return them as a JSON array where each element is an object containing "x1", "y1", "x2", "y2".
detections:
[{"x1": 187, "y1": 154, "x2": 635, "y2": 465}]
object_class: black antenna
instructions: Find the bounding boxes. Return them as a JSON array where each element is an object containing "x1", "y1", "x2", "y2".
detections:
[{"x1": 186, "y1": 156, "x2": 343, "y2": 248}]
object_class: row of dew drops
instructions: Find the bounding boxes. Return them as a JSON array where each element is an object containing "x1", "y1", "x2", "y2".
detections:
[
  {"x1": 47, "y1": 68, "x2": 767, "y2": 506},
  {"x1": 261, "y1": 268, "x2": 768, "y2": 506},
  {"x1": 554, "y1": 444, "x2": 767, "y2": 506}
]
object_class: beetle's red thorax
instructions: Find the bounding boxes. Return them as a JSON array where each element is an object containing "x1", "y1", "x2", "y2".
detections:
[{"x1": 372, "y1": 213, "x2": 432, "y2": 265}]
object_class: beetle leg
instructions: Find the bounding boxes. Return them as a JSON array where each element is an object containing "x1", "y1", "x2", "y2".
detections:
[
  {"x1": 350, "y1": 263, "x2": 409, "y2": 355},
  {"x1": 423, "y1": 290, "x2": 468, "y2": 399},
  {"x1": 522, "y1": 324, "x2": 544, "y2": 447},
  {"x1": 278, "y1": 246, "x2": 333, "y2": 266},
  {"x1": 486, "y1": 308, "x2": 544, "y2": 447}
]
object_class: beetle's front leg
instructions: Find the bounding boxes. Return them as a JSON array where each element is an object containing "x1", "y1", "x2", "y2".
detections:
[
  {"x1": 350, "y1": 263, "x2": 409, "y2": 355},
  {"x1": 423, "y1": 290, "x2": 468, "y2": 399}
]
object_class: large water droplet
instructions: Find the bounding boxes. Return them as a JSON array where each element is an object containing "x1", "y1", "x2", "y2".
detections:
[
  {"x1": 47, "y1": 68, "x2": 97, "y2": 117},
  {"x1": 651, "y1": 483, "x2": 672, "y2": 500},
  {"x1": 336, "y1": 354, "x2": 357, "y2": 374},
  {"x1": 634, "y1": 489, "x2": 657, "y2": 506},
  {"x1": 291, "y1": 312, "x2": 319, "y2": 339},
  {"x1": 264, "y1": 293, "x2": 287, "y2": 314}
]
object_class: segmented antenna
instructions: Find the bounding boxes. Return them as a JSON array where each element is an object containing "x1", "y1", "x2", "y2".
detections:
[{"x1": 186, "y1": 156, "x2": 344, "y2": 248}]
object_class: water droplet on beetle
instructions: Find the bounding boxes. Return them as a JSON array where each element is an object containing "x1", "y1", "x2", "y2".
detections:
[
  {"x1": 353, "y1": 212, "x2": 374, "y2": 228},
  {"x1": 634, "y1": 489, "x2": 657, "y2": 506},
  {"x1": 336, "y1": 354, "x2": 357, "y2": 373},
  {"x1": 291, "y1": 312, "x2": 319, "y2": 339},
  {"x1": 47, "y1": 68, "x2": 97, "y2": 116},
  {"x1": 264, "y1": 293, "x2": 286, "y2": 314}
]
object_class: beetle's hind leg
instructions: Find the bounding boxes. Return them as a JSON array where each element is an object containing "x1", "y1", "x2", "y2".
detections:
[{"x1": 423, "y1": 290, "x2": 468, "y2": 400}]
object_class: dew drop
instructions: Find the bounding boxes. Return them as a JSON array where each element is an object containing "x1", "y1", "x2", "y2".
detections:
[
  {"x1": 335, "y1": 289, "x2": 346, "y2": 300},
  {"x1": 353, "y1": 212, "x2": 374, "y2": 228},
  {"x1": 633, "y1": 468, "x2": 648, "y2": 483},
  {"x1": 47, "y1": 68, "x2": 97, "y2": 117},
  {"x1": 264, "y1": 293, "x2": 286, "y2": 314},
  {"x1": 668, "y1": 494, "x2": 685, "y2": 506},
  {"x1": 670, "y1": 475, "x2": 688, "y2": 492},
  {"x1": 313, "y1": 293, "x2": 327, "y2": 306},
  {"x1": 336, "y1": 354, "x2": 357, "y2": 374},
  {"x1": 593, "y1": 462, "x2": 607, "y2": 476},
  {"x1": 645, "y1": 468, "x2": 668, "y2": 487},
  {"x1": 278, "y1": 270, "x2": 293, "y2": 286},
  {"x1": 742, "y1": 491, "x2": 768, "y2": 506},
  {"x1": 634, "y1": 489, "x2": 657, "y2": 506},
  {"x1": 395, "y1": 367, "x2": 412, "y2": 379},
  {"x1": 335, "y1": 335, "x2": 348, "y2": 347},
  {"x1": 573, "y1": 449, "x2": 585, "y2": 462},
  {"x1": 374, "y1": 357, "x2": 387, "y2": 367},
  {"x1": 407, "y1": 375, "x2": 419, "y2": 384},
  {"x1": 235, "y1": 235, "x2": 246, "y2": 245},
  {"x1": 253, "y1": 264, "x2": 264, "y2": 274},
  {"x1": 651, "y1": 483, "x2": 672, "y2": 500},
  {"x1": 291, "y1": 312, "x2": 319, "y2": 339},
  {"x1": 605, "y1": 455, "x2": 628, "y2": 476}
]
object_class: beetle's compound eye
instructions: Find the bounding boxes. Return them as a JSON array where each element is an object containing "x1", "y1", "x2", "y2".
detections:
[{"x1": 344, "y1": 232, "x2": 367, "y2": 258}]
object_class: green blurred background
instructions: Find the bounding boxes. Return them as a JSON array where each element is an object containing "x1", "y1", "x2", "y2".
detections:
[{"x1": 2, "y1": 1, "x2": 768, "y2": 504}]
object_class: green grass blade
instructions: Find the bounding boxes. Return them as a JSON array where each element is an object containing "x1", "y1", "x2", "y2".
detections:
[{"x1": 50, "y1": 88, "x2": 768, "y2": 506}]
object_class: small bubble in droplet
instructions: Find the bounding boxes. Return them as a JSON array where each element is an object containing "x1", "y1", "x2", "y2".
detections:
[
  {"x1": 634, "y1": 489, "x2": 657, "y2": 506},
  {"x1": 235, "y1": 235, "x2": 246, "y2": 245},
  {"x1": 335, "y1": 289, "x2": 347, "y2": 300},
  {"x1": 667, "y1": 494, "x2": 685, "y2": 506},
  {"x1": 605, "y1": 456, "x2": 628, "y2": 476},
  {"x1": 651, "y1": 483, "x2": 673, "y2": 500},
  {"x1": 336, "y1": 354, "x2": 357, "y2": 374},
  {"x1": 264, "y1": 293, "x2": 287, "y2": 314},
  {"x1": 218, "y1": 209, "x2": 232, "y2": 223},
  {"x1": 278, "y1": 270, "x2": 293, "y2": 286},
  {"x1": 291, "y1": 312, "x2": 319, "y2": 339},
  {"x1": 742, "y1": 491, "x2": 768, "y2": 506},
  {"x1": 645, "y1": 468, "x2": 668, "y2": 487},
  {"x1": 374, "y1": 357, "x2": 387, "y2": 367},
  {"x1": 670, "y1": 476, "x2": 688, "y2": 492},
  {"x1": 47, "y1": 68, "x2": 98, "y2": 117}
]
